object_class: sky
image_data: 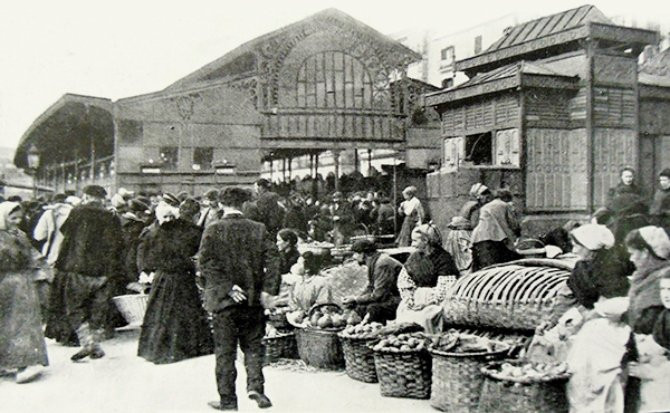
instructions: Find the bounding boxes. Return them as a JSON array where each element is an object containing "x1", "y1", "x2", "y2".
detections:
[{"x1": 1, "y1": 0, "x2": 669, "y2": 150}]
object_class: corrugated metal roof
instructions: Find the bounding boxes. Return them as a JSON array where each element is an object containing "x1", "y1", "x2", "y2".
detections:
[{"x1": 485, "y1": 5, "x2": 610, "y2": 53}]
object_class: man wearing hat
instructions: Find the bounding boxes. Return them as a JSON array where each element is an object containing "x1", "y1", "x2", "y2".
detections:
[
  {"x1": 342, "y1": 239, "x2": 403, "y2": 323},
  {"x1": 54, "y1": 185, "x2": 124, "y2": 361},
  {"x1": 250, "y1": 178, "x2": 284, "y2": 239},
  {"x1": 650, "y1": 168, "x2": 670, "y2": 229},
  {"x1": 198, "y1": 187, "x2": 279, "y2": 411}
]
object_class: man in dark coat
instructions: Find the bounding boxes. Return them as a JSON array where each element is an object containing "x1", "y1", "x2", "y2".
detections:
[
  {"x1": 198, "y1": 187, "x2": 278, "y2": 411},
  {"x1": 342, "y1": 239, "x2": 403, "y2": 323},
  {"x1": 246, "y1": 178, "x2": 284, "y2": 238},
  {"x1": 55, "y1": 185, "x2": 124, "y2": 361}
]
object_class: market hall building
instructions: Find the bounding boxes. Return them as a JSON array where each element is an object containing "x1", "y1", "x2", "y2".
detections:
[
  {"x1": 14, "y1": 9, "x2": 441, "y2": 196},
  {"x1": 424, "y1": 5, "x2": 669, "y2": 235}
]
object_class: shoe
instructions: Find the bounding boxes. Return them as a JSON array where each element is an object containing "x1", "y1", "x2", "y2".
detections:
[
  {"x1": 248, "y1": 391, "x2": 272, "y2": 409},
  {"x1": 15, "y1": 366, "x2": 43, "y2": 384},
  {"x1": 71, "y1": 347, "x2": 93, "y2": 361},
  {"x1": 89, "y1": 344, "x2": 105, "y2": 359},
  {"x1": 207, "y1": 401, "x2": 238, "y2": 411}
]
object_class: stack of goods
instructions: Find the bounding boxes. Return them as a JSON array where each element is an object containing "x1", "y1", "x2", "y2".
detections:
[
  {"x1": 338, "y1": 320, "x2": 385, "y2": 383},
  {"x1": 429, "y1": 333, "x2": 510, "y2": 412},
  {"x1": 261, "y1": 324, "x2": 298, "y2": 364},
  {"x1": 322, "y1": 261, "x2": 369, "y2": 307},
  {"x1": 478, "y1": 360, "x2": 570, "y2": 413},
  {"x1": 371, "y1": 331, "x2": 433, "y2": 399},
  {"x1": 294, "y1": 304, "x2": 347, "y2": 369}
]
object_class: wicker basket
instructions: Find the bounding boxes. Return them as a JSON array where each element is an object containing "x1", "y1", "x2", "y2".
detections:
[
  {"x1": 262, "y1": 332, "x2": 298, "y2": 365},
  {"x1": 267, "y1": 312, "x2": 291, "y2": 330},
  {"x1": 429, "y1": 343, "x2": 510, "y2": 412},
  {"x1": 478, "y1": 361, "x2": 570, "y2": 413},
  {"x1": 372, "y1": 346, "x2": 432, "y2": 399},
  {"x1": 339, "y1": 334, "x2": 379, "y2": 383},
  {"x1": 295, "y1": 304, "x2": 345, "y2": 369},
  {"x1": 112, "y1": 294, "x2": 149, "y2": 327}
]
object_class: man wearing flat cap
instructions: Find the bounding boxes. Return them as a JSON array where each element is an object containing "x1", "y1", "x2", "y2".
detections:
[
  {"x1": 55, "y1": 185, "x2": 124, "y2": 361},
  {"x1": 342, "y1": 239, "x2": 403, "y2": 323},
  {"x1": 198, "y1": 186, "x2": 280, "y2": 411},
  {"x1": 198, "y1": 189, "x2": 222, "y2": 228}
]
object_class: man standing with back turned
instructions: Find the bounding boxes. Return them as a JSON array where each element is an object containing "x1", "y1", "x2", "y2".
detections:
[
  {"x1": 198, "y1": 187, "x2": 277, "y2": 411},
  {"x1": 55, "y1": 185, "x2": 124, "y2": 361}
]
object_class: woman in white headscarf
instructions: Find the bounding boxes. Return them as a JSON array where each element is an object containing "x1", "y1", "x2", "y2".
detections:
[
  {"x1": 396, "y1": 186, "x2": 425, "y2": 247},
  {"x1": 0, "y1": 202, "x2": 49, "y2": 383}
]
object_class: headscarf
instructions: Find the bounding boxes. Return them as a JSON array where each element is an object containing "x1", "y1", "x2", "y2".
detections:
[
  {"x1": 0, "y1": 201, "x2": 21, "y2": 231},
  {"x1": 412, "y1": 223, "x2": 443, "y2": 247},
  {"x1": 570, "y1": 224, "x2": 615, "y2": 251},
  {"x1": 638, "y1": 226, "x2": 670, "y2": 260}
]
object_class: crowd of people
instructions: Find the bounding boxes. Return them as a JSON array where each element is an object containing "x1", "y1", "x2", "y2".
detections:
[{"x1": 0, "y1": 165, "x2": 668, "y2": 412}]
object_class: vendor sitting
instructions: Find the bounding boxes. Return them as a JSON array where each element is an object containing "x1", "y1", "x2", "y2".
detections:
[
  {"x1": 276, "y1": 228, "x2": 300, "y2": 276},
  {"x1": 395, "y1": 223, "x2": 460, "y2": 333},
  {"x1": 287, "y1": 251, "x2": 333, "y2": 314},
  {"x1": 342, "y1": 239, "x2": 402, "y2": 323}
]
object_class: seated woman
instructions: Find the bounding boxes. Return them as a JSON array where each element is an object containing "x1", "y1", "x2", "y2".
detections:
[
  {"x1": 396, "y1": 224, "x2": 460, "y2": 333},
  {"x1": 276, "y1": 228, "x2": 300, "y2": 276},
  {"x1": 622, "y1": 226, "x2": 670, "y2": 412},
  {"x1": 287, "y1": 251, "x2": 333, "y2": 317}
]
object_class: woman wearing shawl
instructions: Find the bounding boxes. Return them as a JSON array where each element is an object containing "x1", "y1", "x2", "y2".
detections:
[
  {"x1": 137, "y1": 194, "x2": 213, "y2": 364},
  {"x1": 622, "y1": 226, "x2": 670, "y2": 412},
  {"x1": 0, "y1": 202, "x2": 49, "y2": 383},
  {"x1": 396, "y1": 224, "x2": 459, "y2": 333},
  {"x1": 396, "y1": 186, "x2": 425, "y2": 247}
]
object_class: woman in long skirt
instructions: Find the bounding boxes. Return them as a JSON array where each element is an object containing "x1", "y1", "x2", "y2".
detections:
[
  {"x1": 137, "y1": 197, "x2": 213, "y2": 364},
  {"x1": 396, "y1": 186, "x2": 424, "y2": 247},
  {"x1": 0, "y1": 202, "x2": 49, "y2": 383}
]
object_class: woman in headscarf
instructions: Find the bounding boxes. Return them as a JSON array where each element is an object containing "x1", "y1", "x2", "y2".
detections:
[
  {"x1": 137, "y1": 193, "x2": 213, "y2": 364},
  {"x1": 396, "y1": 186, "x2": 425, "y2": 247},
  {"x1": 0, "y1": 202, "x2": 49, "y2": 383},
  {"x1": 287, "y1": 251, "x2": 333, "y2": 315},
  {"x1": 396, "y1": 223, "x2": 459, "y2": 333},
  {"x1": 470, "y1": 188, "x2": 521, "y2": 271},
  {"x1": 623, "y1": 226, "x2": 670, "y2": 412}
]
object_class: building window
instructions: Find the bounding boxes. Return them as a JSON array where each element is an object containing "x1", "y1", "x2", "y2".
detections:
[
  {"x1": 159, "y1": 146, "x2": 178, "y2": 170},
  {"x1": 464, "y1": 132, "x2": 493, "y2": 165},
  {"x1": 193, "y1": 147, "x2": 213, "y2": 171},
  {"x1": 440, "y1": 46, "x2": 454, "y2": 61},
  {"x1": 296, "y1": 51, "x2": 373, "y2": 108},
  {"x1": 474, "y1": 35, "x2": 483, "y2": 54}
]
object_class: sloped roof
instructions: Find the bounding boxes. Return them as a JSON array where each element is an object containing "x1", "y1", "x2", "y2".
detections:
[
  {"x1": 166, "y1": 8, "x2": 421, "y2": 91},
  {"x1": 425, "y1": 60, "x2": 578, "y2": 107},
  {"x1": 640, "y1": 47, "x2": 670, "y2": 77},
  {"x1": 485, "y1": 5, "x2": 610, "y2": 53}
]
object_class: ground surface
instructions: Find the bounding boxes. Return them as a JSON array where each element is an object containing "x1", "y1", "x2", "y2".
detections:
[{"x1": 0, "y1": 330, "x2": 436, "y2": 413}]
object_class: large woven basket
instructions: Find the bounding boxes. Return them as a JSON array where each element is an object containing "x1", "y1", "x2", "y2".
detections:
[
  {"x1": 478, "y1": 361, "x2": 569, "y2": 413},
  {"x1": 372, "y1": 346, "x2": 432, "y2": 399},
  {"x1": 442, "y1": 260, "x2": 571, "y2": 331},
  {"x1": 339, "y1": 334, "x2": 379, "y2": 383},
  {"x1": 429, "y1": 343, "x2": 510, "y2": 412},
  {"x1": 112, "y1": 294, "x2": 149, "y2": 327},
  {"x1": 295, "y1": 303, "x2": 345, "y2": 369},
  {"x1": 262, "y1": 332, "x2": 298, "y2": 365}
]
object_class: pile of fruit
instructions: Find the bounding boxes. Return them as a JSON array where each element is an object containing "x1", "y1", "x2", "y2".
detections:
[
  {"x1": 264, "y1": 306, "x2": 292, "y2": 317},
  {"x1": 372, "y1": 332, "x2": 430, "y2": 353},
  {"x1": 340, "y1": 321, "x2": 385, "y2": 339},
  {"x1": 432, "y1": 333, "x2": 507, "y2": 354},
  {"x1": 486, "y1": 361, "x2": 569, "y2": 382},
  {"x1": 303, "y1": 306, "x2": 349, "y2": 330}
]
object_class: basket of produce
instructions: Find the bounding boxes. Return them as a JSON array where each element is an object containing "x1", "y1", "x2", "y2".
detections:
[
  {"x1": 338, "y1": 320, "x2": 385, "y2": 383},
  {"x1": 429, "y1": 333, "x2": 510, "y2": 412},
  {"x1": 478, "y1": 360, "x2": 570, "y2": 413},
  {"x1": 262, "y1": 325, "x2": 298, "y2": 364},
  {"x1": 371, "y1": 332, "x2": 432, "y2": 399},
  {"x1": 264, "y1": 306, "x2": 292, "y2": 330},
  {"x1": 112, "y1": 293, "x2": 149, "y2": 327},
  {"x1": 294, "y1": 303, "x2": 347, "y2": 369}
]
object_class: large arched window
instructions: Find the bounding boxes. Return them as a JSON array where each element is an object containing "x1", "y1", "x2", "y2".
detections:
[{"x1": 296, "y1": 51, "x2": 373, "y2": 108}]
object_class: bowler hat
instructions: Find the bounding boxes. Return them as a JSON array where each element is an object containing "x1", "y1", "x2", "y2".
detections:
[{"x1": 83, "y1": 185, "x2": 107, "y2": 199}]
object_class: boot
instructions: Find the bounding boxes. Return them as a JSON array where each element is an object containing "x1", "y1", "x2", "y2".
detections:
[
  {"x1": 89, "y1": 329, "x2": 105, "y2": 359},
  {"x1": 71, "y1": 323, "x2": 96, "y2": 361}
]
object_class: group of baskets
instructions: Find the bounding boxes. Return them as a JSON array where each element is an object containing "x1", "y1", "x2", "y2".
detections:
[{"x1": 286, "y1": 303, "x2": 569, "y2": 412}]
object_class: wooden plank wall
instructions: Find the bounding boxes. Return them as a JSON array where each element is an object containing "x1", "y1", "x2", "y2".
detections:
[{"x1": 441, "y1": 93, "x2": 519, "y2": 135}]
